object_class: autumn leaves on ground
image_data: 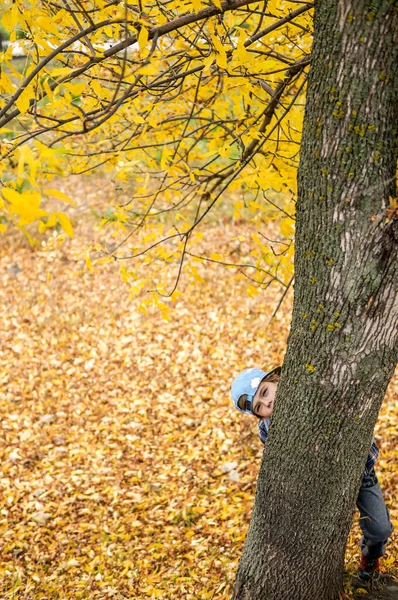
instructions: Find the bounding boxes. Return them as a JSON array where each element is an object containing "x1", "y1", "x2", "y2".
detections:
[{"x1": 0, "y1": 177, "x2": 397, "y2": 600}]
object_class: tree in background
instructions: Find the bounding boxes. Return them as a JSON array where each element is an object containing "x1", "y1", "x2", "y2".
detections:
[{"x1": 0, "y1": 1, "x2": 397, "y2": 598}]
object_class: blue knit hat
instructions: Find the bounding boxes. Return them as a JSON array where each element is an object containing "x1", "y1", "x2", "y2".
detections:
[{"x1": 231, "y1": 367, "x2": 281, "y2": 415}]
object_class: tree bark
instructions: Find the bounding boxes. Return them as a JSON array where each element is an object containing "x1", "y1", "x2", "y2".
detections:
[{"x1": 233, "y1": 1, "x2": 398, "y2": 599}]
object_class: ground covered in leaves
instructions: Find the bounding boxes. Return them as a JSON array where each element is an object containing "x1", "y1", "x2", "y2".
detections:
[{"x1": 0, "y1": 176, "x2": 397, "y2": 599}]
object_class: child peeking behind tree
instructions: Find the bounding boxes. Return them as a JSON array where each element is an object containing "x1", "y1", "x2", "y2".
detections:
[{"x1": 231, "y1": 366, "x2": 394, "y2": 584}]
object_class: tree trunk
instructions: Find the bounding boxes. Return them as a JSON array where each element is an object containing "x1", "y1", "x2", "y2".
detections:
[{"x1": 233, "y1": 1, "x2": 398, "y2": 599}]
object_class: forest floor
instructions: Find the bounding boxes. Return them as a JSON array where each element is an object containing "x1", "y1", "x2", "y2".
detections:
[
  {"x1": 0, "y1": 175, "x2": 397, "y2": 599},
  {"x1": 351, "y1": 575, "x2": 398, "y2": 600}
]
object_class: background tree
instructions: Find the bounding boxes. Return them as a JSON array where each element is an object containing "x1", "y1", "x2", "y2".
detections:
[{"x1": 0, "y1": 1, "x2": 397, "y2": 599}]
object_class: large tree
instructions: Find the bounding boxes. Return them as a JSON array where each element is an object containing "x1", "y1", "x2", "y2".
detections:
[
  {"x1": 0, "y1": 1, "x2": 397, "y2": 598},
  {"x1": 233, "y1": 1, "x2": 398, "y2": 598}
]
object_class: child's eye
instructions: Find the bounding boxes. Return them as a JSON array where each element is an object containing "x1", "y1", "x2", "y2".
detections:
[{"x1": 262, "y1": 387, "x2": 268, "y2": 396}]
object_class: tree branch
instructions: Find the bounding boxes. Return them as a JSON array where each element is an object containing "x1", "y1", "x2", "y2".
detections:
[
  {"x1": 245, "y1": 2, "x2": 314, "y2": 47},
  {"x1": 104, "y1": 1, "x2": 268, "y2": 58},
  {"x1": 0, "y1": 1, "x2": 263, "y2": 128}
]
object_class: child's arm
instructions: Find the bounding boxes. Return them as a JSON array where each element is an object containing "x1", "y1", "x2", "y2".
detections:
[
  {"x1": 365, "y1": 436, "x2": 379, "y2": 473},
  {"x1": 258, "y1": 418, "x2": 269, "y2": 445}
]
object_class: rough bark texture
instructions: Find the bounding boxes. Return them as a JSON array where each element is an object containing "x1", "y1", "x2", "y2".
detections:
[{"x1": 233, "y1": 1, "x2": 398, "y2": 599}]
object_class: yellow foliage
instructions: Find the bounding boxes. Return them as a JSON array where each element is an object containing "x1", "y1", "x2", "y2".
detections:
[
  {"x1": 0, "y1": 0, "x2": 316, "y2": 294},
  {"x1": 2, "y1": 188, "x2": 48, "y2": 225}
]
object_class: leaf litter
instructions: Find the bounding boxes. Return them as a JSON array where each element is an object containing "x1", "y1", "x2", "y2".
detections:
[{"x1": 0, "y1": 176, "x2": 396, "y2": 599}]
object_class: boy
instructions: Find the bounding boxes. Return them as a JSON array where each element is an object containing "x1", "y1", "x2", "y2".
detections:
[{"x1": 231, "y1": 366, "x2": 394, "y2": 583}]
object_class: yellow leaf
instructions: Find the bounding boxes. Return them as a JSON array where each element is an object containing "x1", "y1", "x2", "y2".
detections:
[
  {"x1": 233, "y1": 37, "x2": 252, "y2": 67},
  {"x1": 91, "y1": 80, "x2": 103, "y2": 97},
  {"x1": 2, "y1": 44, "x2": 13, "y2": 62},
  {"x1": 201, "y1": 591, "x2": 215, "y2": 600},
  {"x1": 190, "y1": 265, "x2": 204, "y2": 283},
  {"x1": 64, "y1": 82, "x2": 86, "y2": 96},
  {"x1": 0, "y1": 71, "x2": 15, "y2": 94},
  {"x1": 49, "y1": 67, "x2": 71, "y2": 77},
  {"x1": 138, "y1": 27, "x2": 149, "y2": 50},
  {"x1": 34, "y1": 36, "x2": 53, "y2": 52},
  {"x1": 16, "y1": 86, "x2": 34, "y2": 115},
  {"x1": 211, "y1": 35, "x2": 227, "y2": 70},
  {"x1": 85, "y1": 248, "x2": 93, "y2": 272},
  {"x1": 1, "y1": 5, "x2": 19, "y2": 33},
  {"x1": 233, "y1": 199, "x2": 244, "y2": 221},
  {"x1": 138, "y1": 63, "x2": 158, "y2": 76},
  {"x1": 3, "y1": 188, "x2": 48, "y2": 225},
  {"x1": 56, "y1": 211, "x2": 74, "y2": 238},
  {"x1": 97, "y1": 256, "x2": 113, "y2": 265},
  {"x1": 42, "y1": 78, "x2": 54, "y2": 102},
  {"x1": 246, "y1": 284, "x2": 259, "y2": 297},
  {"x1": 2, "y1": 188, "x2": 23, "y2": 204},
  {"x1": 120, "y1": 265, "x2": 130, "y2": 283},
  {"x1": 17, "y1": 144, "x2": 35, "y2": 180},
  {"x1": 44, "y1": 188, "x2": 76, "y2": 205},
  {"x1": 114, "y1": 211, "x2": 128, "y2": 223},
  {"x1": 280, "y1": 217, "x2": 294, "y2": 238},
  {"x1": 36, "y1": 16, "x2": 59, "y2": 35},
  {"x1": 160, "y1": 148, "x2": 173, "y2": 171},
  {"x1": 203, "y1": 53, "x2": 215, "y2": 73},
  {"x1": 145, "y1": 588, "x2": 164, "y2": 599},
  {"x1": 38, "y1": 212, "x2": 57, "y2": 233},
  {"x1": 191, "y1": 0, "x2": 203, "y2": 11}
]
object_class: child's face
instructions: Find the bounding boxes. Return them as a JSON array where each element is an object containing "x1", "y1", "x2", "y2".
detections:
[{"x1": 252, "y1": 380, "x2": 278, "y2": 418}]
